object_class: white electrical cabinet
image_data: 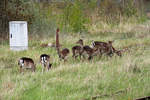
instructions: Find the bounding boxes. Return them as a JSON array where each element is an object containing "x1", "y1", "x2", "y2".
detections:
[{"x1": 9, "y1": 21, "x2": 28, "y2": 51}]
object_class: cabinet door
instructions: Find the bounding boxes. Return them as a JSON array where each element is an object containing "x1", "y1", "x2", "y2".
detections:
[
  {"x1": 17, "y1": 23, "x2": 28, "y2": 46},
  {"x1": 10, "y1": 23, "x2": 28, "y2": 47},
  {"x1": 10, "y1": 23, "x2": 18, "y2": 46}
]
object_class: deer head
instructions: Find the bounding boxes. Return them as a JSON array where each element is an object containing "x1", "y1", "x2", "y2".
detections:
[{"x1": 76, "y1": 39, "x2": 83, "y2": 46}]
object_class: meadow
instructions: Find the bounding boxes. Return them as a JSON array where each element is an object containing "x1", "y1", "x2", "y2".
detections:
[{"x1": 0, "y1": 21, "x2": 150, "y2": 100}]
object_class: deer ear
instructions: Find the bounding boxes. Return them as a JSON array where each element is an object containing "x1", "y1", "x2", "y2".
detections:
[{"x1": 91, "y1": 40, "x2": 95, "y2": 46}]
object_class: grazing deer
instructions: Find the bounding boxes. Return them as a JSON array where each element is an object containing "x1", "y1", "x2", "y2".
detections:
[
  {"x1": 55, "y1": 28, "x2": 70, "y2": 62},
  {"x1": 92, "y1": 40, "x2": 121, "y2": 57},
  {"x1": 72, "y1": 39, "x2": 84, "y2": 59},
  {"x1": 40, "y1": 54, "x2": 52, "y2": 72},
  {"x1": 18, "y1": 57, "x2": 36, "y2": 73},
  {"x1": 74, "y1": 39, "x2": 99, "y2": 60},
  {"x1": 82, "y1": 45, "x2": 99, "y2": 60},
  {"x1": 59, "y1": 48, "x2": 70, "y2": 61}
]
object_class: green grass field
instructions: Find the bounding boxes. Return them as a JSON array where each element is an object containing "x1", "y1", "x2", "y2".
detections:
[{"x1": 0, "y1": 21, "x2": 150, "y2": 100}]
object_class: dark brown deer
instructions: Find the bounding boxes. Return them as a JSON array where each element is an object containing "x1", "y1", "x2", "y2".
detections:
[
  {"x1": 40, "y1": 54, "x2": 52, "y2": 72},
  {"x1": 59, "y1": 48, "x2": 70, "y2": 61},
  {"x1": 92, "y1": 40, "x2": 121, "y2": 57},
  {"x1": 74, "y1": 39, "x2": 99, "y2": 60},
  {"x1": 72, "y1": 39, "x2": 84, "y2": 59},
  {"x1": 82, "y1": 45, "x2": 99, "y2": 60},
  {"x1": 55, "y1": 28, "x2": 70, "y2": 61},
  {"x1": 18, "y1": 57, "x2": 36, "y2": 73}
]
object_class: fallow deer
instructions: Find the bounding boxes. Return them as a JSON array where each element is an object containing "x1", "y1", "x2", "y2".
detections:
[
  {"x1": 59, "y1": 48, "x2": 70, "y2": 61},
  {"x1": 40, "y1": 54, "x2": 52, "y2": 72},
  {"x1": 82, "y1": 45, "x2": 99, "y2": 60},
  {"x1": 72, "y1": 39, "x2": 84, "y2": 59},
  {"x1": 74, "y1": 39, "x2": 99, "y2": 60},
  {"x1": 18, "y1": 57, "x2": 36, "y2": 73},
  {"x1": 92, "y1": 40, "x2": 121, "y2": 57},
  {"x1": 55, "y1": 28, "x2": 70, "y2": 62}
]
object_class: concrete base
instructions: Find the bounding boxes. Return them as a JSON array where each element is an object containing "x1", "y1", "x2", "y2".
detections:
[{"x1": 10, "y1": 46, "x2": 28, "y2": 51}]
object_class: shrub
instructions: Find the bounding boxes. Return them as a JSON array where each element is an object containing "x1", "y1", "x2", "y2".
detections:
[{"x1": 60, "y1": 0, "x2": 89, "y2": 33}]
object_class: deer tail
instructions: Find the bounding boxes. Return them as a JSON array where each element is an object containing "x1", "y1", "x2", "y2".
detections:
[{"x1": 56, "y1": 28, "x2": 61, "y2": 58}]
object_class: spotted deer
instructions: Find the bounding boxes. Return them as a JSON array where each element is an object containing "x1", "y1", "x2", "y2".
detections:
[
  {"x1": 72, "y1": 39, "x2": 84, "y2": 59},
  {"x1": 74, "y1": 39, "x2": 99, "y2": 60},
  {"x1": 92, "y1": 40, "x2": 121, "y2": 57},
  {"x1": 82, "y1": 45, "x2": 99, "y2": 60},
  {"x1": 40, "y1": 54, "x2": 52, "y2": 72},
  {"x1": 18, "y1": 57, "x2": 36, "y2": 73},
  {"x1": 56, "y1": 28, "x2": 70, "y2": 62}
]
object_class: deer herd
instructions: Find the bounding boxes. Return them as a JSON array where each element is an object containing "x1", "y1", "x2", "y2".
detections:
[{"x1": 18, "y1": 28, "x2": 126, "y2": 73}]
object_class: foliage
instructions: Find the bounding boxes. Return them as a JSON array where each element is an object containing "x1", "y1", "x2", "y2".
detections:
[
  {"x1": 1, "y1": 21, "x2": 150, "y2": 100},
  {"x1": 0, "y1": 0, "x2": 148, "y2": 36},
  {"x1": 60, "y1": 0, "x2": 89, "y2": 33}
]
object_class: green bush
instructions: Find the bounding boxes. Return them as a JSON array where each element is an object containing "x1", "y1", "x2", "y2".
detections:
[{"x1": 60, "y1": 0, "x2": 89, "y2": 33}]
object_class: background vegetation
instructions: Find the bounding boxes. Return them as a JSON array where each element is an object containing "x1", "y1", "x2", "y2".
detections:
[
  {"x1": 0, "y1": 0, "x2": 148, "y2": 36},
  {"x1": 0, "y1": 0, "x2": 150, "y2": 100}
]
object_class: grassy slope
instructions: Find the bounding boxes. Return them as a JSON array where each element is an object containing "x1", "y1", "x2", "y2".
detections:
[{"x1": 0, "y1": 21, "x2": 150, "y2": 100}]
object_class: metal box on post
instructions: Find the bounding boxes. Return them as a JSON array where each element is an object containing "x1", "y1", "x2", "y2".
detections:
[{"x1": 9, "y1": 21, "x2": 28, "y2": 51}]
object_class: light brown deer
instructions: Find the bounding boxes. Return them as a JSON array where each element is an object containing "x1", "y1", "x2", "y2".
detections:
[
  {"x1": 55, "y1": 28, "x2": 70, "y2": 62},
  {"x1": 40, "y1": 54, "x2": 52, "y2": 72},
  {"x1": 18, "y1": 57, "x2": 36, "y2": 73}
]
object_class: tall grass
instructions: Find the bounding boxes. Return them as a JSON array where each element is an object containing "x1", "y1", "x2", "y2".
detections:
[{"x1": 0, "y1": 20, "x2": 150, "y2": 100}]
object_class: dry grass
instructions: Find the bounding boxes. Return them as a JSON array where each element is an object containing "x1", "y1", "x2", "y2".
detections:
[{"x1": 0, "y1": 20, "x2": 150, "y2": 100}]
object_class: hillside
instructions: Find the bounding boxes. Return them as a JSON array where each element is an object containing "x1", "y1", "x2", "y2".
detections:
[{"x1": 0, "y1": 20, "x2": 150, "y2": 100}]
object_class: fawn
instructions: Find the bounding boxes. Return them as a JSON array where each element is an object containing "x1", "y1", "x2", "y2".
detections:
[
  {"x1": 72, "y1": 39, "x2": 84, "y2": 59},
  {"x1": 18, "y1": 57, "x2": 36, "y2": 73},
  {"x1": 40, "y1": 54, "x2": 52, "y2": 72},
  {"x1": 55, "y1": 28, "x2": 70, "y2": 62}
]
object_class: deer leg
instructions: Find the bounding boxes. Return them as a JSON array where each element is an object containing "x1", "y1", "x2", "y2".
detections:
[
  {"x1": 42, "y1": 64, "x2": 45, "y2": 73},
  {"x1": 72, "y1": 52, "x2": 76, "y2": 58},
  {"x1": 20, "y1": 67, "x2": 22, "y2": 73},
  {"x1": 88, "y1": 55, "x2": 92, "y2": 61},
  {"x1": 82, "y1": 54, "x2": 86, "y2": 60},
  {"x1": 107, "y1": 51, "x2": 113, "y2": 57},
  {"x1": 79, "y1": 52, "x2": 83, "y2": 60},
  {"x1": 48, "y1": 64, "x2": 52, "y2": 70},
  {"x1": 64, "y1": 56, "x2": 67, "y2": 62},
  {"x1": 75, "y1": 55, "x2": 78, "y2": 59},
  {"x1": 46, "y1": 62, "x2": 50, "y2": 71},
  {"x1": 32, "y1": 65, "x2": 36, "y2": 72}
]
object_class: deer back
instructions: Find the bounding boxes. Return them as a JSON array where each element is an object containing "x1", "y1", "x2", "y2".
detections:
[{"x1": 18, "y1": 57, "x2": 35, "y2": 69}]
